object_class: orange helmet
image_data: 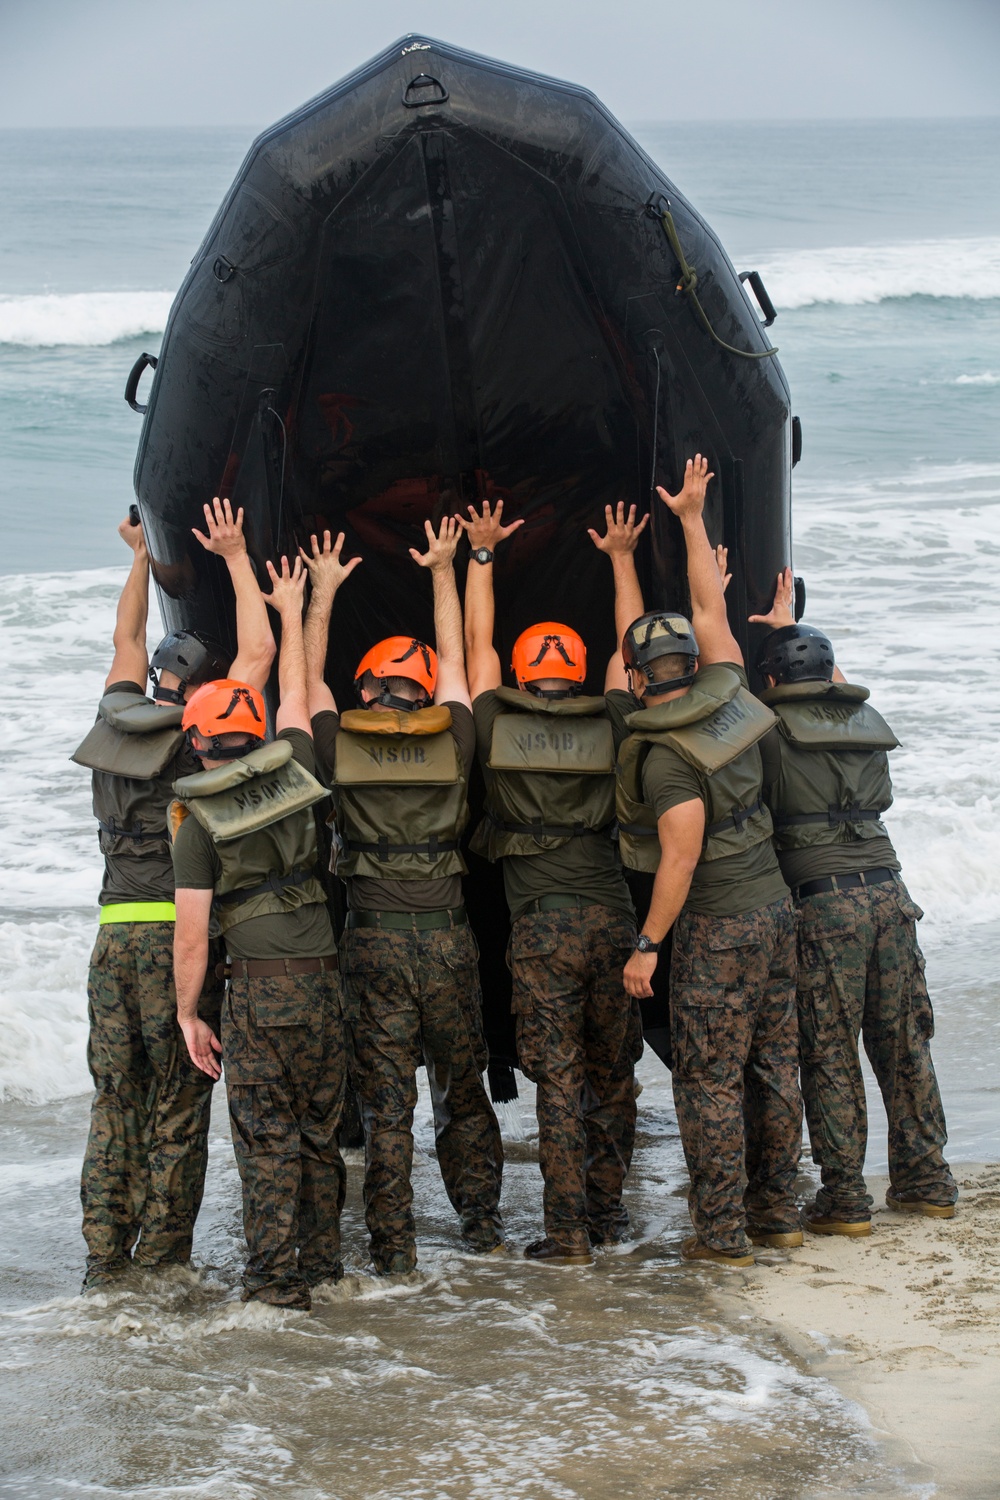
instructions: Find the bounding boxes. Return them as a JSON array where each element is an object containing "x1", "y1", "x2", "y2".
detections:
[
  {"x1": 182, "y1": 679, "x2": 266, "y2": 759},
  {"x1": 354, "y1": 637, "x2": 438, "y2": 711},
  {"x1": 511, "y1": 622, "x2": 587, "y2": 697}
]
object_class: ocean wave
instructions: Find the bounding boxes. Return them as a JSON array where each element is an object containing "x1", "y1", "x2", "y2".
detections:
[
  {"x1": 756, "y1": 237, "x2": 1000, "y2": 309},
  {"x1": 0, "y1": 291, "x2": 172, "y2": 348},
  {"x1": 953, "y1": 371, "x2": 1000, "y2": 385}
]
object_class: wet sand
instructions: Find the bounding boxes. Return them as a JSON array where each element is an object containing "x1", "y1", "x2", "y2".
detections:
[{"x1": 739, "y1": 1164, "x2": 1000, "y2": 1500}]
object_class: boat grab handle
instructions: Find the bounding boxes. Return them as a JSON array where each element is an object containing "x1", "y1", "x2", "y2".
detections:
[
  {"x1": 124, "y1": 351, "x2": 158, "y2": 414},
  {"x1": 402, "y1": 74, "x2": 449, "y2": 108},
  {"x1": 739, "y1": 270, "x2": 778, "y2": 328}
]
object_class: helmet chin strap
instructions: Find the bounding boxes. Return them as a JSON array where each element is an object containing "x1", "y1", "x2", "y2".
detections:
[
  {"x1": 152, "y1": 683, "x2": 186, "y2": 706},
  {"x1": 187, "y1": 731, "x2": 262, "y2": 761},
  {"x1": 638, "y1": 668, "x2": 697, "y2": 696},
  {"x1": 357, "y1": 680, "x2": 431, "y2": 713},
  {"x1": 523, "y1": 683, "x2": 583, "y2": 700}
]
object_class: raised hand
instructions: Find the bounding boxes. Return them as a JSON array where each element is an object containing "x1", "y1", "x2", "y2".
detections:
[
  {"x1": 410, "y1": 515, "x2": 462, "y2": 570},
  {"x1": 455, "y1": 497, "x2": 524, "y2": 551},
  {"x1": 656, "y1": 454, "x2": 715, "y2": 521},
  {"x1": 118, "y1": 513, "x2": 147, "y2": 556},
  {"x1": 587, "y1": 501, "x2": 649, "y2": 557},
  {"x1": 192, "y1": 496, "x2": 246, "y2": 558},
  {"x1": 298, "y1": 529, "x2": 362, "y2": 595},
  {"x1": 749, "y1": 566, "x2": 794, "y2": 628},
  {"x1": 264, "y1": 554, "x2": 307, "y2": 615},
  {"x1": 715, "y1": 544, "x2": 732, "y2": 594}
]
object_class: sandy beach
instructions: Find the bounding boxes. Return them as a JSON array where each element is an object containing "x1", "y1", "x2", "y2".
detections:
[{"x1": 738, "y1": 1164, "x2": 1000, "y2": 1497}]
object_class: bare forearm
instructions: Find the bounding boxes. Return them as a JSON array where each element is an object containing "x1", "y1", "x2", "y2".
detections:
[
  {"x1": 304, "y1": 585, "x2": 334, "y2": 685},
  {"x1": 642, "y1": 858, "x2": 697, "y2": 941},
  {"x1": 227, "y1": 552, "x2": 275, "y2": 689},
  {"x1": 464, "y1": 561, "x2": 495, "y2": 657},
  {"x1": 174, "y1": 932, "x2": 209, "y2": 1019},
  {"x1": 681, "y1": 513, "x2": 726, "y2": 625},
  {"x1": 612, "y1": 554, "x2": 645, "y2": 649},
  {"x1": 432, "y1": 563, "x2": 464, "y2": 665},
  {"x1": 114, "y1": 550, "x2": 150, "y2": 650}
]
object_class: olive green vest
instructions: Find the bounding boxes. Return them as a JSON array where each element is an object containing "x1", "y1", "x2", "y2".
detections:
[
  {"x1": 171, "y1": 739, "x2": 330, "y2": 933},
  {"x1": 72, "y1": 691, "x2": 187, "y2": 859},
  {"x1": 616, "y1": 665, "x2": 776, "y2": 874},
  {"x1": 331, "y1": 705, "x2": 468, "y2": 881},
  {"x1": 760, "y1": 681, "x2": 898, "y2": 852},
  {"x1": 471, "y1": 687, "x2": 616, "y2": 861}
]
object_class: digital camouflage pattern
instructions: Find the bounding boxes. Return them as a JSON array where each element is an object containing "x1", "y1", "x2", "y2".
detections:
[
  {"x1": 81, "y1": 922, "x2": 220, "y2": 1285},
  {"x1": 509, "y1": 905, "x2": 642, "y2": 1252},
  {"x1": 222, "y1": 969, "x2": 347, "y2": 1308},
  {"x1": 342, "y1": 922, "x2": 504, "y2": 1273},
  {"x1": 796, "y1": 879, "x2": 956, "y2": 1218},
  {"x1": 670, "y1": 896, "x2": 801, "y2": 1254}
]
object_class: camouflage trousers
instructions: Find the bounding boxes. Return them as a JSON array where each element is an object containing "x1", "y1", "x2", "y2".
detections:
[
  {"x1": 342, "y1": 922, "x2": 504, "y2": 1273},
  {"x1": 510, "y1": 904, "x2": 642, "y2": 1253},
  {"x1": 796, "y1": 878, "x2": 956, "y2": 1218},
  {"x1": 81, "y1": 922, "x2": 220, "y2": 1282},
  {"x1": 670, "y1": 896, "x2": 801, "y2": 1255},
  {"x1": 222, "y1": 968, "x2": 347, "y2": 1308}
]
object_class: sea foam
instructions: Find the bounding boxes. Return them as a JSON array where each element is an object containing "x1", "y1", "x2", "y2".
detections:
[
  {"x1": 0, "y1": 291, "x2": 173, "y2": 348},
  {"x1": 756, "y1": 236, "x2": 1000, "y2": 309}
]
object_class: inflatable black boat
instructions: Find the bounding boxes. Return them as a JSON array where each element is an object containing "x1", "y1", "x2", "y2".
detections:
[{"x1": 125, "y1": 35, "x2": 799, "y2": 1078}]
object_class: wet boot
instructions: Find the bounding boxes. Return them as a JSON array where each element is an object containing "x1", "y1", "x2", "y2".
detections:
[
  {"x1": 523, "y1": 1237, "x2": 594, "y2": 1267},
  {"x1": 747, "y1": 1227, "x2": 804, "y2": 1248},
  {"x1": 680, "y1": 1236, "x2": 754, "y2": 1267},
  {"x1": 802, "y1": 1204, "x2": 871, "y2": 1237},
  {"x1": 885, "y1": 1189, "x2": 956, "y2": 1219}
]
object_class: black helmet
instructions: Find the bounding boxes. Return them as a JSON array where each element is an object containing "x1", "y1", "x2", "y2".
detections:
[
  {"x1": 622, "y1": 611, "x2": 699, "y2": 695},
  {"x1": 149, "y1": 630, "x2": 231, "y2": 705},
  {"x1": 757, "y1": 624, "x2": 835, "y2": 685}
]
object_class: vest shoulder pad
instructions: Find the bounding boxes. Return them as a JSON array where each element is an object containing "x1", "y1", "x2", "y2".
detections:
[
  {"x1": 71, "y1": 716, "x2": 184, "y2": 778},
  {"x1": 771, "y1": 697, "x2": 900, "y2": 752},
  {"x1": 488, "y1": 711, "x2": 615, "y2": 775},
  {"x1": 334, "y1": 725, "x2": 460, "y2": 785},
  {"x1": 640, "y1": 687, "x2": 776, "y2": 775},
  {"x1": 339, "y1": 705, "x2": 453, "y2": 736},
  {"x1": 173, "y1": 737, "x2": 293, "y2": 798},
  {"x1": 178, "y1": 752, "x2": 329, "y2": 844},
  {"x1": 626, "y1": 663, "x2": 741, "y2": 733},
  {"x1": 760, "y1": 681, "x2": 870, "y2": 707},
  {"x1": 100, "y1": 691, "x2": 184, "y2": 733},
  {"x1": 494, "y1": 685, "x2": 607, "y2": 717}
]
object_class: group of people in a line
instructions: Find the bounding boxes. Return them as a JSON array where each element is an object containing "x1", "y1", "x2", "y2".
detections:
[{"x1": 73, "y1": 456, "x2": 956, "y2": 1308}]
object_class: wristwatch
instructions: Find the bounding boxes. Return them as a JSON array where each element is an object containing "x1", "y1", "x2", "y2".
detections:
[
  {"x1": 471, "y1": 546, "x2": 494, "y2": 565},
  {"x1": 634, "y1": 933, "x2": 662, "y2": 954}
]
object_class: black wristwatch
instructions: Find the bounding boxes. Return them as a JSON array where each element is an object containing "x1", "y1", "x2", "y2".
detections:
[
  {"x1": 471, "y1": 546, "x2": 494, "y2": 565},
  {"x1": 634, "y1": 933, "x2": 662, "y2": 954}
]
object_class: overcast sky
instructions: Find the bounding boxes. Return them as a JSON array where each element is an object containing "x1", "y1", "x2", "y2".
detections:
[{"x1": 1, "y1": 0, "x2": 998, "y2": 127}]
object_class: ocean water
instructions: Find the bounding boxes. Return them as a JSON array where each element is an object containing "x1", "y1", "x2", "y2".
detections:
[{"x1": 0, "y1": 118, "x2": 998, "y2": 1497}]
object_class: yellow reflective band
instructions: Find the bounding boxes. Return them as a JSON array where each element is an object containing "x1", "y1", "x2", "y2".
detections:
[{"x1": 99, "y1": 902, "x2": 176, "y2": 925}]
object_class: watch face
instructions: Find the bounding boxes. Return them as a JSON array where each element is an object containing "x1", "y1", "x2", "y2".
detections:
[{"x1": 473, "y1": 547, "x2": 493, "y2": 564}]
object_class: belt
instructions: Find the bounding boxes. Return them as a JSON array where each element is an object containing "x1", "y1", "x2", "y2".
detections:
[
  {"x1": 524, "y1": 894, "x2": 590, "y2": 914},
  {"x1": 99, "y1": 901, "x2": 176, "y2": 924},
  {"x1": 774, "y1": 806, "x2": 884, "y2": 829},
  {"x1": 792, "y1": 868, "x2": 896, "y2": 901},
  {"x1": 219, "y1": 954, "x2": 340, "y2": 979},
  {"x1": 345, "y1": 905, "x2": 467, "y2": 931},
  {"x1": 99, "y1": 821, "x2": 169, "y2": 843}
]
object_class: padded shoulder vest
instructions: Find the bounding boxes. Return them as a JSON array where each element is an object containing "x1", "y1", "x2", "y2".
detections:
[
  {"x1": 616, "y1": 665, "x2": 775, "y2": 874},
  {"x1": 472, "y1": 688, "x2": 616, "y2": 860},
  {"x1": 759, "y1": 682, "x2": 898, "y2": 852},
  {"x1": 73, "y1": 691, "x2": 187, "y2": 860},
  {"x1": 171, "y1": 739, "x2": 329, "y2": 932},
  {"x1": 72, "y1": 691, "x2": 185, "y2": 779},
  {"x1": 331, "y1": 705, "x2": 468, "y2": 880}
]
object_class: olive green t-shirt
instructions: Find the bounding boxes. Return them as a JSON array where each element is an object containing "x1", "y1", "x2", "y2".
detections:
[
  {"x1": 758, "y1": 725, "x2": 900, "y2": 889},
  {"x1": 312, "y1": 704, "x2": 475, "y2": 913},
  {"x1": 473, "y1": 689, "x2": 634, "y2": 922},
  {"x1": 610, "y1": 673, "x2": 788, "y2": 918},
  {"x1": 93, "y1": 679, "x2": 197, "y2": 905},
  {"x1": 171, "y1": 728, "x2": 335, "y2": 959}
]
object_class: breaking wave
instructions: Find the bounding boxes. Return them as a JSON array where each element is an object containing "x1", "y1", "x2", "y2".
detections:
[
  {"x1": 756, "y1": 237, "x2": 1000, "y2": 310},
  {"x1": 0, "y1": 291, "x2": 172, "y2": 347}
]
